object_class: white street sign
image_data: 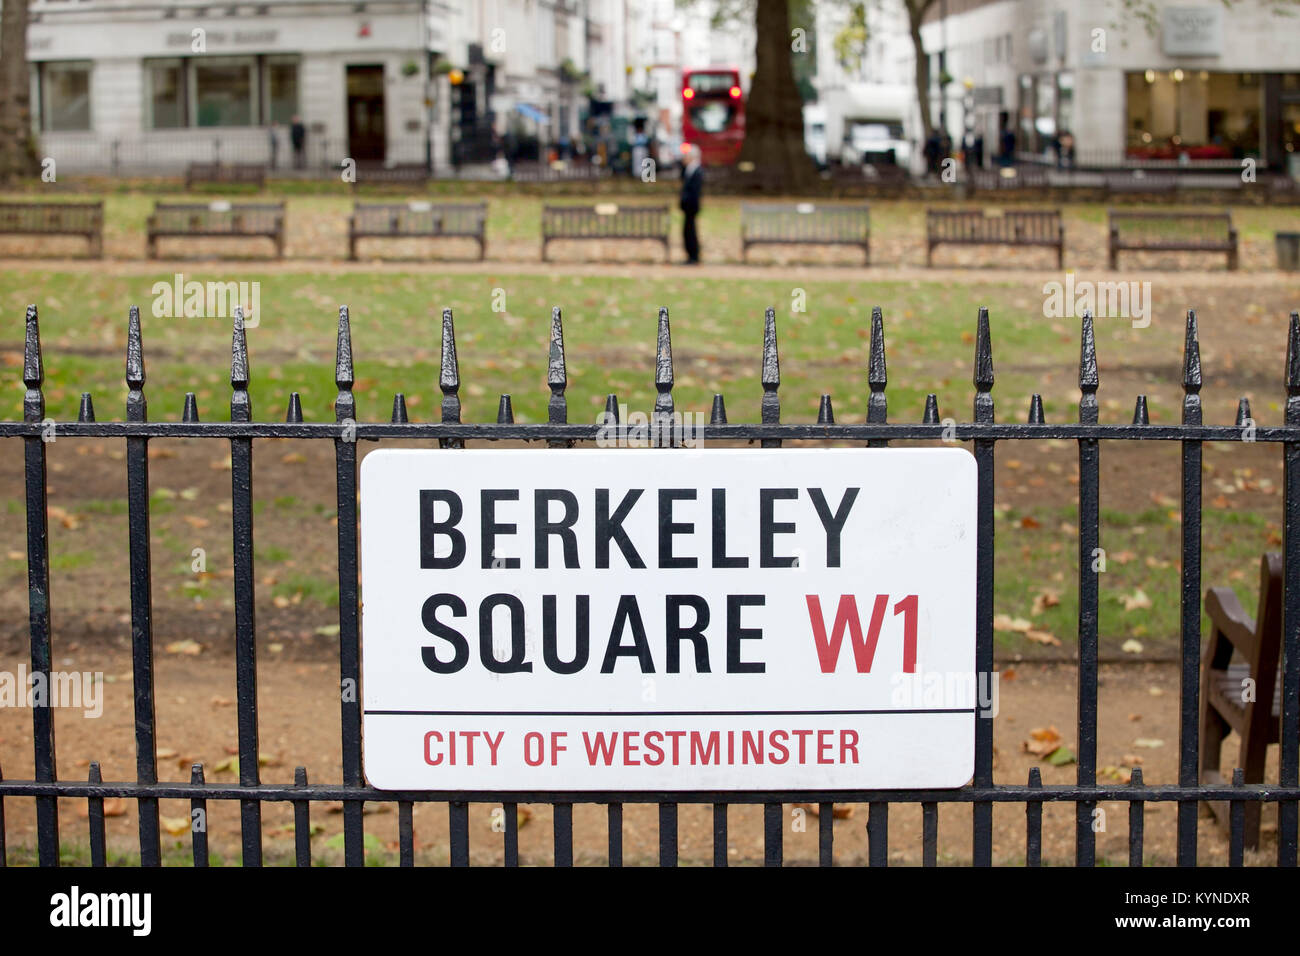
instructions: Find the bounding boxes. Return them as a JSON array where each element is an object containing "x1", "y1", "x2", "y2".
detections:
[{"x1": 360, "y1": 448, "x2": 977, "y2": 791}]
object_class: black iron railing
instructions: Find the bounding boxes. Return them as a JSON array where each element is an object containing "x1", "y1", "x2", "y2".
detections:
[{"x1": 1, "y1": 301, "x2": 1298, "y2": 867}]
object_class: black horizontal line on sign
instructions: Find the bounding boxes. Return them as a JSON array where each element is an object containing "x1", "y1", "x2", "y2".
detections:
[{"x1": 364, "y1": 709, "x2": 977, "y2": 717}]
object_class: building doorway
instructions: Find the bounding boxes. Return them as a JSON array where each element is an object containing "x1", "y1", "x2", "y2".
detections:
[{"x1": 347, "y1": 64, "x2": 386, "y2": 161}]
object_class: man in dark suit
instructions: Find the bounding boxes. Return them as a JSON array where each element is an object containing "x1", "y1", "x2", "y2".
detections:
[{"x1": 679, "y1": 145, "x2": 704, "y2": 264}]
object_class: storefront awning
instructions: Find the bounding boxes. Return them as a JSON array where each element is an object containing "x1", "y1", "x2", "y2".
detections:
[{"x1": 515, "y1": 103, "x2": 549, "y2": 124}]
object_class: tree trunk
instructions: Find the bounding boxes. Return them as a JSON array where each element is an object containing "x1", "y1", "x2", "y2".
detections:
[
  {"x1": 0, "y1": 0, "x2": 39, "y2": 183},
  {"x1": 737, "y1": 0, "x2": 816, "y2": 192}
]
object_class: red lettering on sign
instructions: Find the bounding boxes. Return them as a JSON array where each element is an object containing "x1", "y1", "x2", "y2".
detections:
[{"x1": 805, "y1": 594, "x2": 889, "y2": 672}]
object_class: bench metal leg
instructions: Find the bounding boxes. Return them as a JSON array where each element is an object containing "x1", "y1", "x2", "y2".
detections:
[
  {"x1": 146, "y1": 234, "x2": 157, "y2": 259},
  {"x1": 541, "y1": 239, "x2": 549, "y2": 263},
  {"x1": 348, "y1": 233, "x2": 358, "y2": 262},
  {"x1": 862, "y1": 242, "x2": 870, "y2": 267},
  {"x1": 88, "y1": 232, "x2": 103, "y2": 260},
  {"x1": 926, "y1": 241, "x2": 934, "y2": 268},
  {"x1": 1228, "y1": 246, "x2": 1239, "y2": 271}
]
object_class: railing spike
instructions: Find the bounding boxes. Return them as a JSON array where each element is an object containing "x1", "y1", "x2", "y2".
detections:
[
  {"x1": 1235, "y1": 397, "x2": 1252, "y2": 428},
  {"x1": 1079, "y1": 310, "x2": 1099, "y2": 390},
  {"x1": 182, "y1": 392, "x2": 200, "y2": 423},
  {"x1": 286, "y1": 391, "x2": 303, "y2": 424},
  {"x1": 1133, "y1": 395, "x2": 1149, "y2": 425},
  {"x1": 230, "y1": 307, "x2": 250, "y2": 422},
  {"x1": 710, "y1": 393, "x2": 728, "y2": 425},
  {"x1": 440, "y1": 307, "x2": 461, "y2": 448},
  {"x1": 335, "y1": 305, "x2": 354, "y2": 389},
  {"x1": 603, "y1": 393, "x2": 619, "y2": 425},
  {"x1": 23, "y1": 304, "x2": 43, "y2": 393},
  {"x1": 548, "y1": 306, "x2": 567, "y2": 425},
  {"x1": 78, "y1": 393, "x2": 96, "y2": 423},
  {"x1": 761, "y1": 308, "x2": 780, "y2": 447},
  {"x1": 126, "y1": 305, "x2": 145, "y2": 389},
  {"x1": 867, "y1": 306, "x2": 887, "y2": 425},
  {"x1": 818, "y1": 394, "x2": 835, "y2": 424},
  {"x1": 1182, "y1": 310, "x2": 1202, "y2": 392},
  {"x1": 1028, "y1": 393, "x2": 1045, "y2": 424},
  {"x1": 392, "y1": 393, "x2": 409, "y2": 423},
  {"x1": 923, "y1": 393, "x2": 940, "y2": 424},
  {"x1": 497, "y1": 394, "x2": 514, "y2": 425},
  {"x1": 973, "y1": 306, "x2": 994, "y2": 392},
  {"x1": 1286, "y1": 312, "x2": 1300, "y2": 395}
]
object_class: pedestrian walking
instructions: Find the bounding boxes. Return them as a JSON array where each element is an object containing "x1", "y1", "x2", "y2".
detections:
[{"x1": 679, "y1": 144, "x2": 704, "y2": 265}]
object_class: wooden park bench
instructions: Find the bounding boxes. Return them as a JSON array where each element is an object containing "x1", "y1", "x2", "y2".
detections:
[
  {"x1": 350, "y1": 162, "x2": 429, "y2": 188},
  {"x1": 1108, "y1": 209, "x2": 1238, "y2": 270},
  {"x1": 348, "y1": 201, "x2": 487, "y2": 260},
  {"x1": 513, "y1": 160, "x2": 611, "y2": 183},
  {"x1": 1201, "y1": 552, "x2": 1284, "y2": 849},
  {"x1": 541, "y1": 203, "x2": 670, "y2": 262},
  {"x1": 185, "y1": 162, "x2": 266, "y2": 190},
  {"x1": 146, "y1": 201, "x2": 286, "y2": 259},
  {"x1": 925, "y1": 208, "x2": 1064, "y2": 267},
  {"x1": 740, "y1": 202, "x2": 870, "y2": 264},
  {"x1": 0, "y1": 201, "x2": 103, "y2": 258}
]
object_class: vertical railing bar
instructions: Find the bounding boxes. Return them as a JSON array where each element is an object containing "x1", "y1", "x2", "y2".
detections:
[
  {"x1": 124, "y1": 305, "x2": 160, "y2": 867},
  {"x1": 1076, "y1": 310, "x2": 1100, "y2": 867},
  {"x1": 439, "y1": 307, "x2": 462, "y2": 449},
  {"x1": 653, "y1": 307, "x2": 675, "y2": 448},
  {"x1": 450, "y1": 800, "x2": 470, "y2": 867},
  {"x1": 293, "y1": 766, "x2": 311, "y2": 867},
  {"x1": 819, "y1": 802, "x2": 834, "y2": 867},
  {"x1": 659, "y1": 802, "x2": 678, "y2": 867},
  {"x1": 23, "y1": 305, "x2": 59, "y2": 867},
  {"x1": 548, "y1": 306, "x2": 570, "y2": 448},
  {"x1": 333, "y1": 306, "x2": 364, "y2": 867},
  {"x1": 922, "y1": 801, "x2": 938, "y2": 867},
  {"x1": 1281, "y1": 311, "x2": 1300, "y2": 866},
  {"x1": 608, "y1": 803, "x2": 623, "y2": 867},
  {"x1": 503, "y1": 802, "x2": 519, "y2": 867},
  {"x1": 763, "y1": 802, "x2": 782, "y2": 867},
  {"x1": 87, "y1": 762, "x2": 106, "y2": 867},
  {"x1": 1026, "y1": 767, "x2": 1043, "y2": 867},
  {"x1": 553, "y1": 802, "x2": 573, "y2": 867},
  {"x1": 399, "y1": 801, "x2": 414, "y2": 867},
  {"x1": 712, "y1": 803, "x2": 727, "y2": 867},
  {"x1": 1176, "y1": 312, "x2": 1204, "y2": 865},
  {"x1": 972, "y1": 306, "x2": 995, "y2": 866},
  {"x1": 1128, "y1": 767, "x2": 1145, "y2": 868},
  {"x1": 0, "y1": 763, "x2": 6, "y2": 866},
  {"x1": 190, "y1": 764, "x2": 209, "y2": 868},
  {"x1": 867, "y1": 801, "x2": 888, "y2": 866},
  {"x1": 229, "y1": 306, "x2": 262, "y2": 866},
  {"x1": 1229, "y1": 768, "x2": 1245, "y2": 867}
]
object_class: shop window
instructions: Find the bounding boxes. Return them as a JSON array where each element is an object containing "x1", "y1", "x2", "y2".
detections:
[
  {"x1": 146, "y1": 59, "x2": 185, "y2": 129},
  {"x1": 265, "y1": 58, "x2": 299, "y2": 125},
  {"x1": 143, "y1": 56, "x2": 299, "y2": 129},
  {"x1": 40, "y1": 61, "x2": 92, "y2": 132},
  {"x1": 195, "y1": 57, "x2": 254, "y2": 127}
]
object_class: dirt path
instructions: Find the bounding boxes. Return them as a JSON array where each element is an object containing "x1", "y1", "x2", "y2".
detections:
[{"x1": 0, "y1": 652, "x2": 1278, "y2": 865}]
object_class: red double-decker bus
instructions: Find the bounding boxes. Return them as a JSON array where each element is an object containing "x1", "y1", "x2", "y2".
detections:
[{"x1": 681, "y1": 68, "x2": 745, "y2": 166}]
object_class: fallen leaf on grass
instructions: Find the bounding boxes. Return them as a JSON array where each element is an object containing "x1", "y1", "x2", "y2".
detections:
[
  {"x1": 160, "y1": 816, "x2": 190, "y2": 836},
  {"x1": 1023, "y1": 726, "x2": 1062, "y2": 757},
  {"x1": 1025, "y1": 629, "x2": 1061, "y2": 646},
  {"x1": 1046, "y1": 746, "x2": 1076, "y2": 766},
  {"x1": 1031, "y1": 590, "x2": 1060, "y2": 615},
  {"x1": 1121, "y1": 638, "x2": 1144, "y2": 654},
  {"x1": 1122, "y1": 589, "x2": 1152, "y2": 612},
  {"x1": 994, "y1": 614, "x2": 1033, "y2": 634},
  {"x1": 165, "y1": 639, "x2": 202, "y2": 655},
  {"x1": 1134, "y1": 738, "x2": 1164, "y2": 749},
  {"x1": 1122, "y1": 753, "x2": 1144, "y2": 766}
]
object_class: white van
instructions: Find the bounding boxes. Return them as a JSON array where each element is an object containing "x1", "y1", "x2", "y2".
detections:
[{"x1": 803, "y1": 104, "x2": 828, "y2": 169}]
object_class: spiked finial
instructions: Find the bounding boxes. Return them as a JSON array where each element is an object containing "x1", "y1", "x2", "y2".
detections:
[
  {"x1": 126, "y1": 305, "x2": 145, "y2": 389},
  {"x1": 182, "y1": 392, "x2": 200, "y2": 423},
  {"x1": 497, "y1": 394, "x2": 514, "y2": 424},
  {"x1": 1078, "y1": 312, "x2": 1098, "y2": 425},
  {"x1": 972, "y1": 307, "x2": 994, "y2": 424},
  {"x1": 653, "y1": 307, "x2": 674, "y2": 422},
  {"x1": 89, "y1": 761, "x2": 102, "y2": 784},
  {"x1": 440, "y1": 307, "x2": 460, "y2": 420},
  {"x1": 1130, "y1": 767, "x2": 1144, "y2": 788},
  {"x1": 1028, "y1": 393, "x2": 1045, "y2": 425},
  {"x1": 548, "y1": 307, "x2": 567, "y2": 425},
  {"x1": 23, "y1": 304, "x2": 42, "y2": 390},
  {"x1": 230, "y1": 307, "x2": 250, "y2": 422},
  {"x1": 710, "y1": 393, "x2": 728, "y2": 425},
  {"x1": 1288, "y1": 312, "x2": 1300, "y2": 396},
  {"x1": 923, "y1": 393, "x2": 940, "y2": 424},
  {"x1": 1132, "y1": 395, "x2": 1149, "y2": 425},
  {"x1": 867, "y1": 306, "x2": 887, "y2": 424},
  {"x1": 1235, "y1": 397, "x2": 1252, "y2": 428},
  {"x1": 191, "y1": 763, "x2": 205, "y2": 786},
  {"x1": 78, "y1": 393, "x2": 96, "y2": 423},
  {"x1": 602, "y1": 394, "x2": 619, "y2": 426},
  {"x1": 817, "y1": 394, "x2": 835, "y2": 425},
  {"x1": 335, "y1": 305, "x2": 355, "y2": 423},
  {"x1": 286, "y1": 392, "x2": 303, "y2": 423},
  {"x1": 1182, "y1": 310, "x2": 1201, "y2": 392},
  {"x1": 1028, "y1": 766, "x2": 1042, "y2": 787},
  {"x1": 761, "y1": 308, "x2": 780, "y2": 435},
  {"x1": 391, "y1": 393, "x2": 409, "y2": 423}
]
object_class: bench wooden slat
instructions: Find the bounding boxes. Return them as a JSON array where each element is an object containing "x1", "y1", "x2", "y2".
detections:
[
  {"x1": 0, "y1": 201, "x2": 103, "y2": 258},
  {"x1": 185, "y1": 163, "x2": 266, "y2": 189},
  {"x1": 349, "y1": 202, "x2": 487, "y2": 260},
  {"x1": 147, "y1": 201, "x2": 286, "y2": 259},
  {"x1": 925, "y1": 208, "x2": 1063, "y2": 267},
  {"x1": 740, "y1": 203, "x2": 870, "y2": 263},
  {"x1": 541, "y1": 205, "x2": 670, "y2": 262},
  {"x1": 1108, "y1": 209, "x2": 1237, "y2": 270}
]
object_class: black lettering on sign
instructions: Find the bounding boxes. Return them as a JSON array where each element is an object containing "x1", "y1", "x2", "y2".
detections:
[
  {"x1": 542, "y1": 593, "x2": 590, "y2": 673},
  {"x1": 596, "y1": 489, "x2": 645, "y2": 569},
  {"x1": 600, "y1": 595, "x2": 654, "y2": 672},
  {"x1": 419, "y1": 490, "x2": 465, "y2": 569},
  {"x1": 759, "y1": 488, "x2": 798, "y2": 568},
  {"x1": 658, "y1": 488, "x2": 697, "y2": 569},
  {"x1": 481, "y1": 490, "x2": 521, "y2": 569},
  {"x1": 420, "y1": 593, "x2": 468, "y2": 672},
  {"x1": 665, "y1": 594, "x2": 710, "y2": 673},
  {"x1": 534, "y1": 489, "x2": 580, "y2": 568},
  {"x1": 727, "y1": 594, "x2": 766, "y2": 673},
  {"x1": 711, "y1": 488, "x2": 748, "y2": 568},
  {"x1": 479, "y1": 593, "x2": 531, "y2": 673},
  {"x1": 808, "y1": 487, "x2": 860, "y2": 568}
]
